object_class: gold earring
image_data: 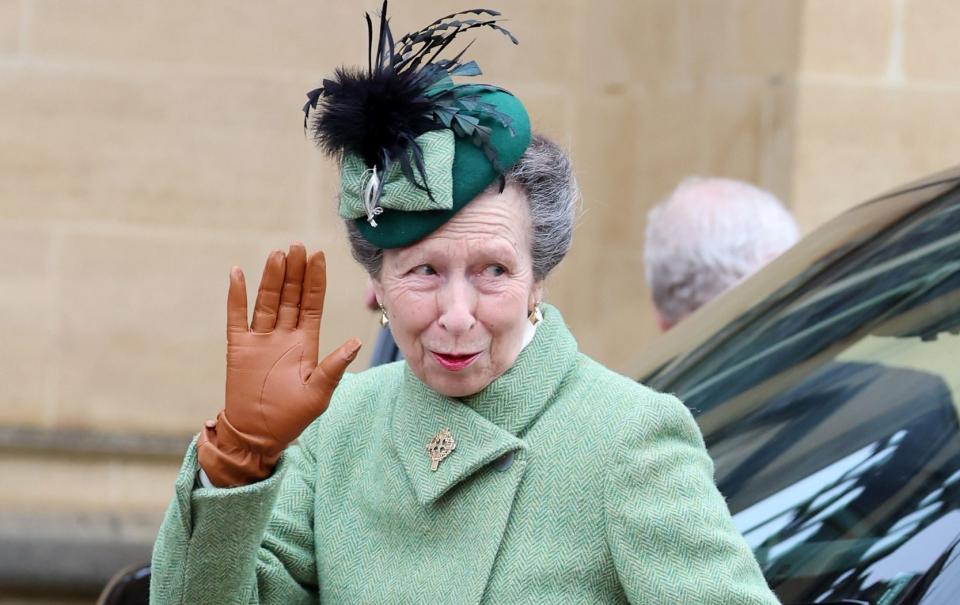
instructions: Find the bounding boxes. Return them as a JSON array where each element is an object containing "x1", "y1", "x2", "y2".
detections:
[
  {"x1": 528, "y1": 302, "x2": 543, "y2": 326},
  {"x1": 379, "y1": 304, "x2": 389, "y2": 327}
]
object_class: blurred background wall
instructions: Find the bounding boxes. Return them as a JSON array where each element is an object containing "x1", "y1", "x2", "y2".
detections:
[{"x1": 2, "y1": 0, "x2": 960, "y2": 601}]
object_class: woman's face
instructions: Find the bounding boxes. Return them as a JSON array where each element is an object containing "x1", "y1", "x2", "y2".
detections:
[{"x1": 373, "y1": 184, "x2": 542, "y2": 398}]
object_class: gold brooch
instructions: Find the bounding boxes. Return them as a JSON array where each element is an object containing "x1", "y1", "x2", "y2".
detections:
[{"x1": 427, "y1": 428, "x2": 457, "y2": 471}]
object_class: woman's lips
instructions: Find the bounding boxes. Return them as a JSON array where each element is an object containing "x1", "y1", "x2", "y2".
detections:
[{"x1": 430, "y1": 351, "x2": 481, "y2": 371}]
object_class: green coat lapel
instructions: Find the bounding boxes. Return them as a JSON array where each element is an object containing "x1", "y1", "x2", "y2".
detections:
[
  {"x1": 393, "y1": 371, "x2": 524, "y2": 506},
  {"x1": 391, "y1": 304, "x2": 579, "y2": 506}
]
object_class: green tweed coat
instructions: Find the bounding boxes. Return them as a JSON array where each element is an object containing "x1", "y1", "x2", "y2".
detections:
[{"x1": 151, "y1": 306, "x2": 779, "y2": 604}]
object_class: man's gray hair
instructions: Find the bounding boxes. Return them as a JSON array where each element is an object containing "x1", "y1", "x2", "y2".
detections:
[
  {"x1": 346, "y1": 134, "x2": 579, "y2": 281},
  {"x1": 644, "y1": 177, "x2": 799, "y2": 328}
]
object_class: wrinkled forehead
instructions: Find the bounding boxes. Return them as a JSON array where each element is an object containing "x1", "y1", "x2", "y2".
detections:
[{"x1": 392, "y1": 186, "x2": 532, "y2": 262}]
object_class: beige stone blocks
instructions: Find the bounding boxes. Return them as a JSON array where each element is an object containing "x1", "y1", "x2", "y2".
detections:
[
  {"x1": 903, "y1": 0, "x2": 960, "y2": 82},
  {"x1": 0, "y1": 69, "x2": 317, "y2": 231},
  {"x1": 30, "y1": 0, "x2": 364, "y2": 73},
  {"x1": 537, "y1": 91, "x2": 650, "y2": 365},
  {"x1": 54, "y1": 230, "x2": 374, "y2": 434},
  {"x1": 576, "y1": 0, "x2": 801, "y2": 88},
  {"x1": 508, "y1": 89, "x2": 571, "y2": 145},
  {"x1": 792, "y1": 82, "x2": 960, "y2": 229},
  {"x1": 0, "y1": 226, "x2": 54, "y2": 427},
  {"x1": 696, "y1": 81, "x2": 783, "y2": 189},
  {"x1": 575, "y1": 0, "x2": 688, "y2": 87},
  {"x1": 388, "y1": 0, "x2": 578, "y2": 87},
  {"x1": 794, "y1": 0, "x2": 960, "y2": 230},
  {"x1": 610, "y1": 81, "x2": 792, "y2": 215},
  {"x1": 550, "y1": 239, "x2": 658, "y2": 373},
  {"x1": 800, "y1": 0, "x2": 894, "y2": 77},
  {"x1": 56, "y1": 231, "x2": 251, "y2": 434},
  {"x1": 0, "y1": 0, "x2": 17, "y2": 55},
  {"x1": 28, "y1": 0, "x2": 576, "y2": 86},
  {"x1": 0, "y1": 451, "x2": 178, "y2": 515},
  {"x1": 687, "y1": 0, "x2": 803, "y2": 79}
]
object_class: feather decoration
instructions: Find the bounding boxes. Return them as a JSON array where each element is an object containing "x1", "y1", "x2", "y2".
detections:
[{"x1": 303, "y1": 1, "x2": 518, "y2": 201}]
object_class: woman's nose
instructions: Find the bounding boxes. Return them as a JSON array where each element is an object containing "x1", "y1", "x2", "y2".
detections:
[{"x1": 437, "y1": 280, "x2": 477, "y2": 333}]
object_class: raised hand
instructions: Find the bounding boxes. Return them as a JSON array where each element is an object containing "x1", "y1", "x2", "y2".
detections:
[{"x1": 197, "y1": 243, "x2": 361, "y2": 487}]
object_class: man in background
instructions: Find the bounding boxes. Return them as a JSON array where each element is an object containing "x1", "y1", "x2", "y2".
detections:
[{"x1": 644, "y1": 177, "x2": 799, "y2": 331}]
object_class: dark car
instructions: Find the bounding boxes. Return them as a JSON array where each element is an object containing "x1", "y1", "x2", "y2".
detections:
[{"x1": 630, "y1": 168, "x2": 960, "y2": 605}]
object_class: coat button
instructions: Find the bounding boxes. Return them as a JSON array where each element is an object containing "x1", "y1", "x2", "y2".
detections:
[{"x1": 492, "y1": 451, "x2": 514, "y2": 472}]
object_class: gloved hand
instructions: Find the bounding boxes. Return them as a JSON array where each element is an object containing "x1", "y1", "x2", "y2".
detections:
[{"x1": 197, "y1": 243, "x2": 361, "y2": 487}]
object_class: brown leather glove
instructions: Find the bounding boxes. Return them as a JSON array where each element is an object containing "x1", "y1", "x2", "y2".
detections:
[{"x1": 197, "y1": 244, "x2": 361, "y2": 487}]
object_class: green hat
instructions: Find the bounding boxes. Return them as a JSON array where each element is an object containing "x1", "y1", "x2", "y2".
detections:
[{"x1": 303, "y1": 2, "x2": 531, "y2": 249}]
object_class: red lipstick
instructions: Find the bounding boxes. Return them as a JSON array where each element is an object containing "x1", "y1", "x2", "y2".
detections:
[{"x1": 431, "y1": 351, "x2": 481, "y2": 371}]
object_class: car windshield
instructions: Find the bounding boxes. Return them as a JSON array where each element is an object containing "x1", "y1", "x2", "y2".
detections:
[{"x1": 644, "y1": 185, "x2": 960, "y2": 605}]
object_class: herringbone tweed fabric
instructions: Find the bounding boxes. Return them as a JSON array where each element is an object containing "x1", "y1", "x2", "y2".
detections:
[
  {"x1": 151, "y1": 305, "x2": 780, "y2": 604},
  {"x1": 338, "y1": 129, "x2": 455, "y2": 220}
]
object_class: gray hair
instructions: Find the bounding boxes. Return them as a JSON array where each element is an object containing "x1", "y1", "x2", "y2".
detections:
[
  {"x1": 346, "y1": 134, "x2": 579, "y2": 281},
  {"x1": 644, "y1": 177, "x2": 799, "y2": 328}
]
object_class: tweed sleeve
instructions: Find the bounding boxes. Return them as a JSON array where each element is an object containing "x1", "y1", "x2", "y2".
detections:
[
  {"x1": 603, "y1": 394, "x2": 780, "y2": 605},
  {"x1": 150, "y1": 431, "x2": 321, "y2": 604}
]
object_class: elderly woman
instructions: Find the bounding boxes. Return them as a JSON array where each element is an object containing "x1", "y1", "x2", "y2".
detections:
[{"x1": 150, "y1": 6, "x2": 779, "y2": 604}]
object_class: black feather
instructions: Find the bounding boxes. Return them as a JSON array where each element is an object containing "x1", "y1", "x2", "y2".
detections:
[
  {"x1": 303, "y1": 1, "x2": 518, "y2": 204},
  {"x1": 311, "y1": 65, "x2": 440, "y2": 168}
]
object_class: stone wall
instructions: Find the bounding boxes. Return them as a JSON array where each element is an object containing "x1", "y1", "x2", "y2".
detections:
[{"x1": 793, "y1": 0, "x2": 960, "y2": 227}]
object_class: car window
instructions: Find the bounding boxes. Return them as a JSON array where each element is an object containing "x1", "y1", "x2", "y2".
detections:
[{"x1": 645, "y1": 188, "x2": 960, "y2": 605}]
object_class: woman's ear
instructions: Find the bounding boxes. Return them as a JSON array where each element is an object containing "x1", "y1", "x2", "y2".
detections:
[
  {"x1": 371, "y1": 276, "x2": 385, "y2": 307},
  {"x1": 529, "y1": 281, "x2": 544, "y2": 308}
]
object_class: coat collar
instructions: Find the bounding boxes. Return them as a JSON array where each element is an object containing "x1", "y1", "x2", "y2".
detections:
[{"x1": 392, "y1": 304, "x2": 579, "y2": 505}]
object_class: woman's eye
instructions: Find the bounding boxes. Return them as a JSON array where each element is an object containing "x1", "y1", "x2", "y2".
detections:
[
  {"x1": 412, "y1": 264, "x2": 437, "y2": 276},
  {"x1": 484, "y1": 264, "x2": 506, "y2": 277}
]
